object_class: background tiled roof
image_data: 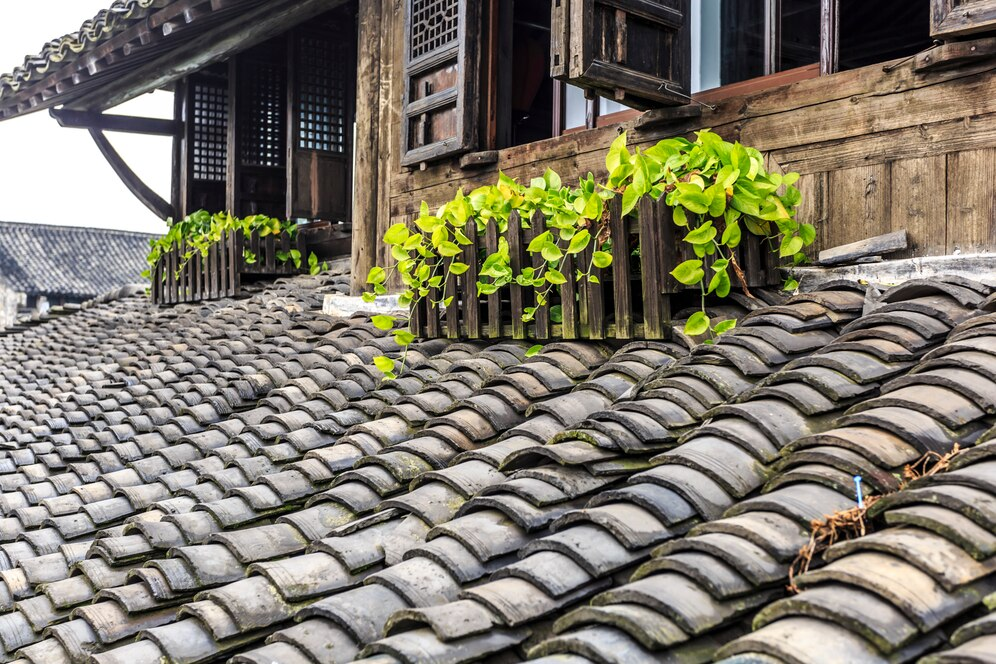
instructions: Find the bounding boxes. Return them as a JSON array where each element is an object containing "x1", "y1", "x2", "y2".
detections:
[{"x1": 0, "y1": 221, "x2": 155, "y2": 298}]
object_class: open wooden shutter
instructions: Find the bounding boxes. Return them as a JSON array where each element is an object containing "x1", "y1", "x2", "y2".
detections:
[
  {"x1": 401, "y1": 0, "x2": 480, "y2": 166},
  {"x1": 551, "y1": 0, "x2": 691, "y2": 110},
  {"x1": 931, "y1": 0, "x2": 996, "y2": 37},
  {"x1": 287, "y1": 15, "x2": 355, "y2": 221}
]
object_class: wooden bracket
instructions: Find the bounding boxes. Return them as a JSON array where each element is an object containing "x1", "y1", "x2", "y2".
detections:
[
  {"x1": 914, "y1": 36, "x2": 996, "y2": 72},
  {"x1": 50, "y1": 108, "x2": 182, "y2": 135},
  {"x1": 88, "y1": 128, "x2": 175, "y2": 220},
  {"x1": 459, "y1": 150, "x2": 500, "y2": 169}
]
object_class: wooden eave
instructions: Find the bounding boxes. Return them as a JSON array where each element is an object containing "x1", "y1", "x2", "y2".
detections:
[{"x1": 0, "y1": 0, "x2": 347, "y2": 120}]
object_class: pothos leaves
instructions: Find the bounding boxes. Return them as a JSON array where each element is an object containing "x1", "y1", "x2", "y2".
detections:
[{"x1": 366, "y1": 129, "x2": 813, "y2": 378}]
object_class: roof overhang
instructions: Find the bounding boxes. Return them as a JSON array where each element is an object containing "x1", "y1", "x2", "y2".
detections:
[{"x1": 0, "y1": 0, "x2": 349, "y2": 120}]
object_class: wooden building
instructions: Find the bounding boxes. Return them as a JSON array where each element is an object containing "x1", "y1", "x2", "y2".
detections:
[{"x1": 1, "y1": 0, "x2": 995, "y2": 297}]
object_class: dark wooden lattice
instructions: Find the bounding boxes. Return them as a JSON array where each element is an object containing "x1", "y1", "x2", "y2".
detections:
[
  {"x1": 191, "y1": 81, "x2": 228, "y2": 182},
  {"x1": 239, "y1": 60, "x2": 286, "y2": 168},
  {"x1": 296, "y1": 33, "x2": 349, "y2": 153},
  {"x1": 410, "y1": 0, "x2": 459, "y2": 59}
]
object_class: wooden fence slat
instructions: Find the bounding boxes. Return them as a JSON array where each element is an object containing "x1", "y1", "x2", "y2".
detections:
[
  {"x1": 152, "y1": 257, "x2": 162, "y2": 304},
  {"x1": 231, "y1": 230, "x2": 241, "y2": 296},
  {"x1": 278, "y1": 232, "x2": 291, "y2": 274},
  {"x1": 531, "y1": 211, "x2": 551, "y2": 340},
  {"x1": 640, "y1": 196, "x2": 667, "y2": 339},
  {"x1": 445, "y1": 254, "x2": 459, "y2": 339},
  {"x1": 461, "y1": 220, "x2": 481, "y2": 339},
  {"x1": 178, "y1": 241, "x2": 187, "y2": 303},
  {"x1": 425, "y1": 253, "x2": 441, "y2": 338},
  {"x1": 608, "y1": 197, "x2": 632, "y2": 339},
  {"x1": 560, "y1": 250, "x2": 579, "y2": 339},
  {"x1": 484, "y1": 221, "x2": 501, "y2": 338},
  {"x1": 264, "y1": 234, "x2": 276, "y2": 273},
  {"x1": 193, "y1": 249, "x2": 202, "y2": 301},
  {"x1": 581, "y1": 239, "x2": 605, "y2": 340},
  {"x1": 208, "y1": 242, "x2": 218, "y2": 299},
  {"x1": 508, "y1": 210, "x2": 526, "y2": 340}
]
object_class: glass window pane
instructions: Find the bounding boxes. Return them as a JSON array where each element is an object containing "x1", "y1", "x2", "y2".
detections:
[
  {"x1": 600, "y1": 97, "x2": 628, "y2": 116},
  {"x1": 839, "y1": 0, "x2": 930, "y2": 70},
  {"x1": 691, "y1": 0, "x2": 765, "y2": 92},
  {"x1": 564, "y1": 84, "x2": 587, "y2": 129},
  {"x1": 778, "y1": 0, "x2": 820, "y2": 71}
]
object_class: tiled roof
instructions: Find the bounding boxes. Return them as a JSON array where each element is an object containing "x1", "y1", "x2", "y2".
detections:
[
  {"x1": 0, "y1": 222, "x2": 156, "y2": 298},
  {"x1": 0, "y1": 269, "x2": 989, "y2": 663},
  {"x1": 0, "y1": 0, "x2": 162, "y2": 102}
]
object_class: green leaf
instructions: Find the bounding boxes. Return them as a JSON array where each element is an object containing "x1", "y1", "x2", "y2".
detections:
[
  {"x1": 685, "y1": 311, "x2": 710, "y2": 336},
  {"x1": 621, "y1": 186, "x2": 641, "y2": 216},
  {"x1": 546, "y1": 269, "x2": 567, "y2": 285},
  {"x1": 367, "y1": 266, "x2": 386, "y2": 284},
  {"x1": 544, "y1": 169, "x2": 562, "y2": 191},
  {"x1": 442, "y1": 296, "x2": 454, "y2": 307},
  {"x1": 449, "y1": 262, "x2": 470, "y2": 275},
  {"x1": 393, "y1": 329, "x2": 416, "y2": 346},
  {"x1": 567, "y1": 229, "x2": 591, "y2": 254},
  {"x1": 721, "y1": 221, "x2": 741, "y2": 248},
  {"x1": 783, "y1": 172, "x2": 800, "y2": 186},
  {"x1": 550, "y1": 304, "x2": 563, "y2": 323},
  {"x1": 783, "y1": 277, "x2": 800, "y2": 292},
  {"x1": 671, "y1": 259, "x2": 705, "y2": 286},
  {"x1": 592, "y1": 251, "x2": 612, "y2": 268},
  {"x1": 541, "y1": 242, "x2": 563, "y2": 262},
  {"x1": 708, "y1": 269, "x2": 731, "y2": 297},
  {"x1": 528, "y1": 231, "x2": 551, "y2": 253},
  {"x1": 684, "y1": 222, "x2": 717, "y2": 246},
  {"x1": 713, "y1": 318, "x2": 737, "y2": 335},
  {"x1": 361, "y1": 292, "x2": 376, "y2": 303},
  {"x1": 373, "y1": 356, "x2": 395, "y2": 374},
  {"x1": 525, "y1": 344, "x2": 543, "y2": 357},
  {"x1": 371, "y1": 315, "x2": 395, "y2": 330},
  {"x1": 672, "y1": 206, "x2": 688, "y2": 227},
  {"x1": 438, "y1": 241, "x2": 461, "y2": 257},
  {"x1": 384, "y1": 223, "x2": 410, "y2": 245},
  {"x1": 799, "y1": 222, "x2": 816, "y2": 245},
  {"x1": 779, "y1": 235, "x2": 804, "y2": 257}
]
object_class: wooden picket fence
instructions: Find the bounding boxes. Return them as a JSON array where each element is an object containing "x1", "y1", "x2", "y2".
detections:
[
  {"x1": 410, "y1": 196, "x2": 780, "y2": 340},
  {"x1": 150, "y1": 229, "x2": 306, "y2": 305}
]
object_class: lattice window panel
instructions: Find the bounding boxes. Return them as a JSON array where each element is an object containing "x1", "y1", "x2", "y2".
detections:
[
  {"x1": 191, "y1": 82, "x2": 228, "y2": 182},
  {"x1": 410, "y1": 0, "x2": 459, "y2": 60},
  {"x1": 240, "y1": 61, "x2": 286, "y2": 168},
  {"x1": 296, "y1": 34, "x2": 349, "y2": 153}
]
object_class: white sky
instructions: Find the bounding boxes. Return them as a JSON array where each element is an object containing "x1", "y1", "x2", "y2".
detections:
[{"x1": 0, "y1": 1, "x2": 171, "y2": 234}]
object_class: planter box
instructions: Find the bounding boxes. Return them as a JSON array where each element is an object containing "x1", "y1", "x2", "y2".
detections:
[{"x1": 409, "y1": 196, "x2": 781, "y2": 340}]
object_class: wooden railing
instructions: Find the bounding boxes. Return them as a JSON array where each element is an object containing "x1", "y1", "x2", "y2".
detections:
[
  {"x1": 150, "y1": 229, "x2": 306, "y2": 305},
  {"x1": 410, "y1": 196, "x2": 780, "y2": 340},
  {"x1": 150, "y1": 220, "x2": 351, "y2": 305}
]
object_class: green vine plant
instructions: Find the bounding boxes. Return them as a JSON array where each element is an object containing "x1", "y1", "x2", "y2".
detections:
[
  {"x1": 142, "y1": 210, "x2": 328, "y2": 281},
  {"x1": 365, "y1": 129, "x2": 813, "y2": 377}
]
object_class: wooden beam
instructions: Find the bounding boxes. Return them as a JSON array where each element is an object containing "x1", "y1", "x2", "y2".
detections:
[
  {"x1": 88, "y1": 128, "x2": 174, "y2": 220},
  {"x1": 818, "y1": 230, "x2": 908, "y2": 265},
  {"x1": 50, "y1": 108, "x2": 181, "y2": 135},
  {"x1": 66, "y1": 0, "x2": 349, "y2": 113}
]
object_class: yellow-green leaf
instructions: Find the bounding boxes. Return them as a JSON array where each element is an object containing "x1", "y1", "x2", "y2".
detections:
[
  {"x1": 592, "y1": 251, "x2": 612, "y2": 268},
  {"x1": 371, "y1": 315, "x2": 395, "y2": 330},
  {"x1": 685, "y1": 311, "x2": 710, "y2": 336}
]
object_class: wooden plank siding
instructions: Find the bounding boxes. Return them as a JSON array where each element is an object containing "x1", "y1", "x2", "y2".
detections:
[{"x1": 366, "y1": 55, "x2": 996, "y2": 276}]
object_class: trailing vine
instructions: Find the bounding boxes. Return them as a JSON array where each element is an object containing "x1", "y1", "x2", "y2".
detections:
[
  {"x1": 142, "y1": 210, "x2": 327, "y2": 280},
  {"x1": 365, "y1": 129, "x2": 812, "y2": 377}
]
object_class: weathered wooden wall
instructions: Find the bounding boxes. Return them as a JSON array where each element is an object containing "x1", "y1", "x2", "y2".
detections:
[{"x1": 352, "y1": 43, "x2": 996, "y2": 287}]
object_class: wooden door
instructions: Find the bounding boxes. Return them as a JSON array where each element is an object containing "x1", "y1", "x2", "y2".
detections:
[{"x1": 287, "y1": 12, "x2": 356, "y2": 222}]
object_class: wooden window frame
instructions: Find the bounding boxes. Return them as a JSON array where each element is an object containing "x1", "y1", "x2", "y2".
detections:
[{"x1": 558, "y1": 0, "x2": 835, "y2": 134}]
